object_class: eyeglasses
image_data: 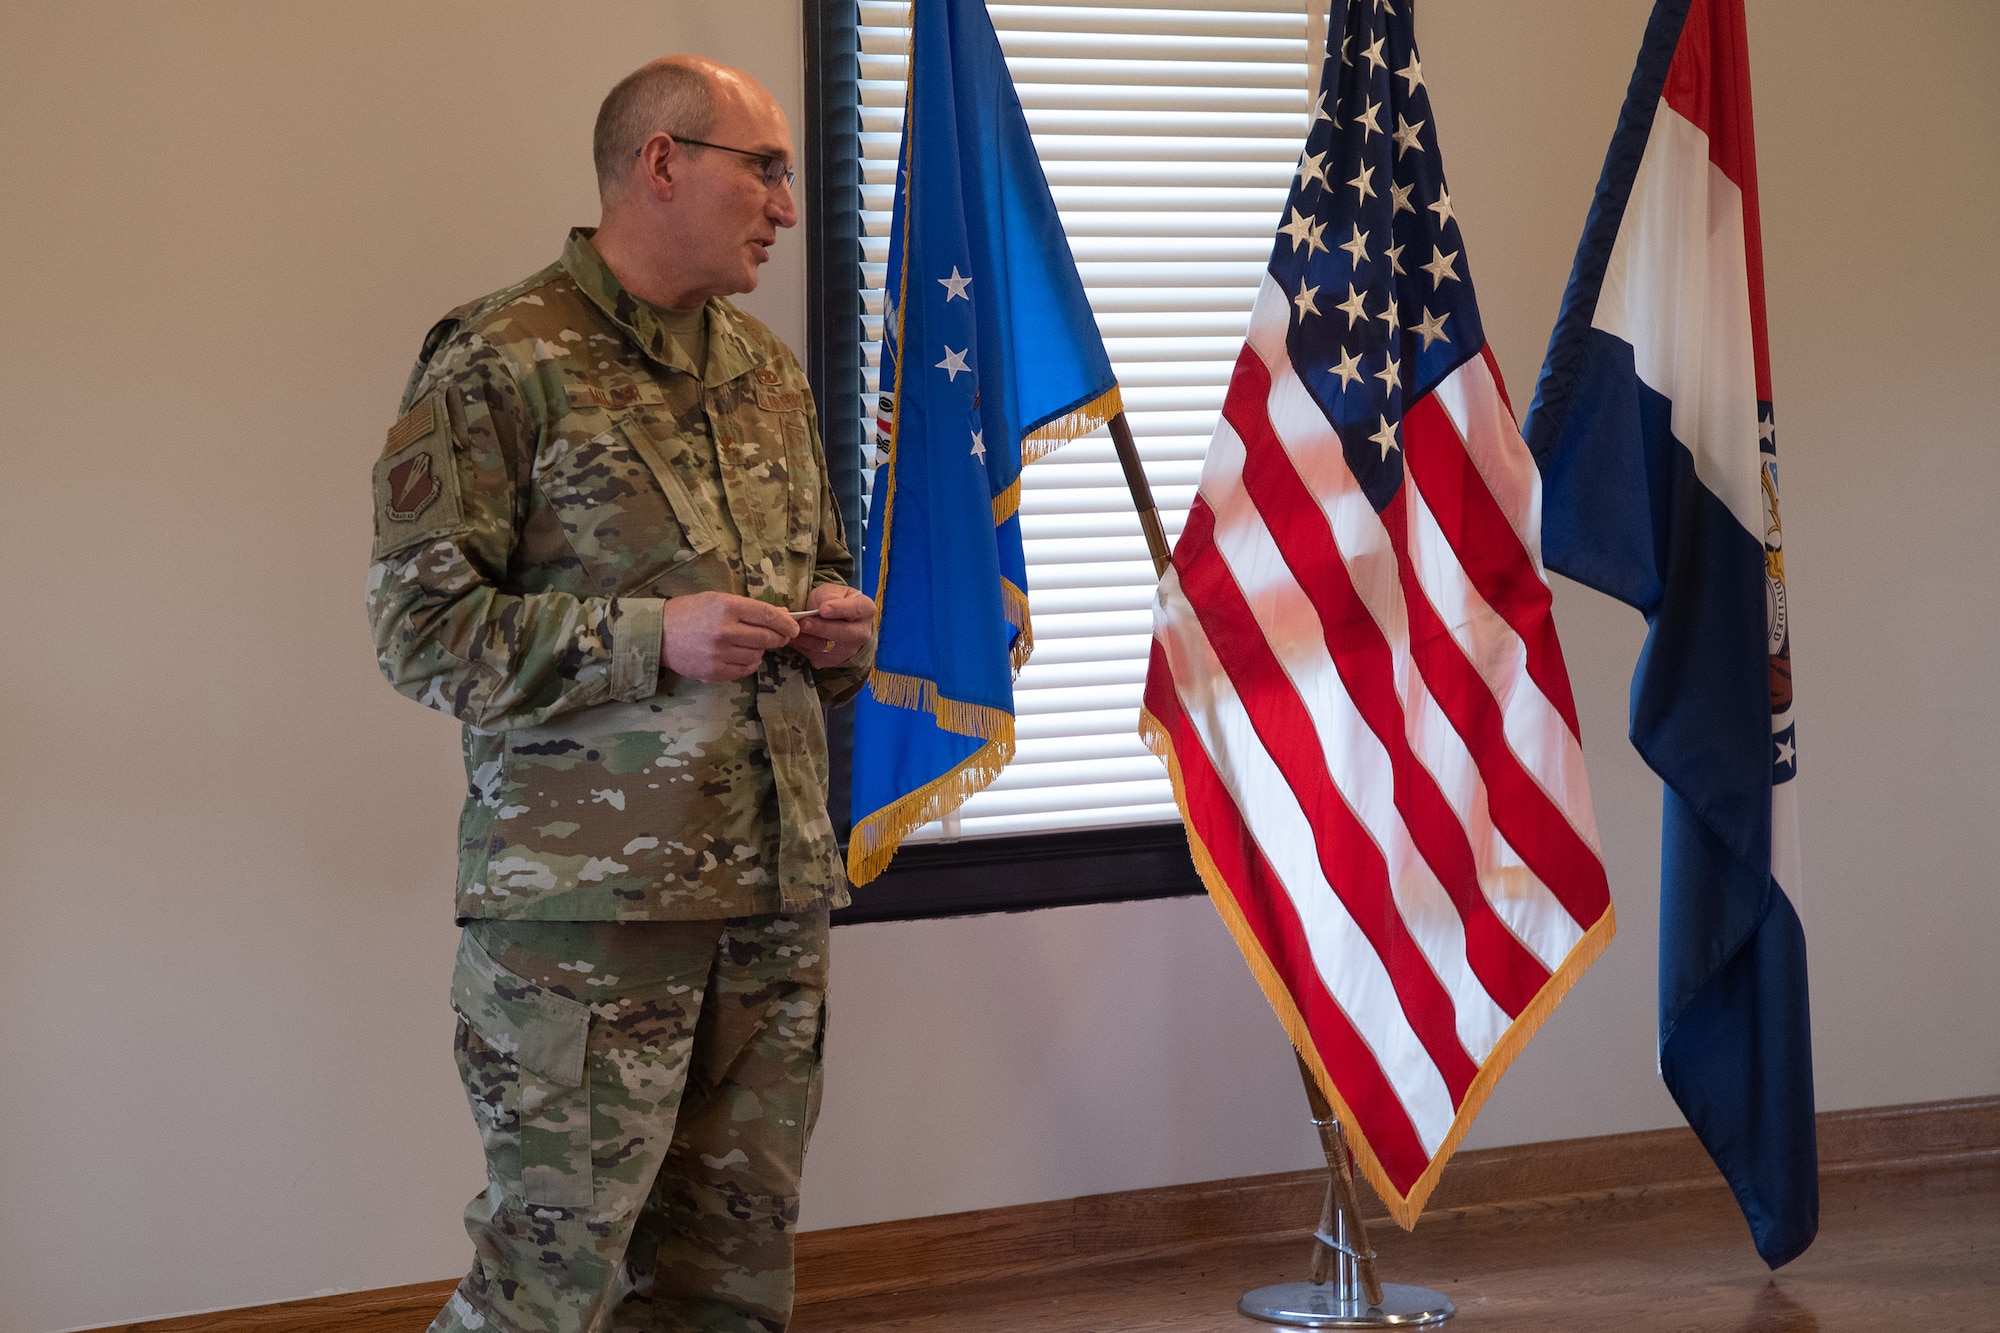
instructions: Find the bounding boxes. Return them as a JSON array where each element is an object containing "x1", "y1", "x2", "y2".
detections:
[{"x1": 639, "y1": 136, "x2": 796, "y2": 190}]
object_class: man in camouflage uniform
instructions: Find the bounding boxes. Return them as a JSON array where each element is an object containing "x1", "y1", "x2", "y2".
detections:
[{"x1": 367, "y1": 56, "x2": 873, "y2": 1333}]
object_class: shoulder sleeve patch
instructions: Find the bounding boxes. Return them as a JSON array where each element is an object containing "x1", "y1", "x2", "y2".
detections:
[
  {"x1": 383, "y1": 391, "x2": 439, "y2": 456},
  {"x1": 372, "y1": 389, "x2": 465, "y2": 560}
]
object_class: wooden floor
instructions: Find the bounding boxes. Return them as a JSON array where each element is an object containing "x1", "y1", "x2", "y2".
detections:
[
  {"x1": 109, "y1": 1101, "x2": 1999, "y2": 1333},
  {"x1": 792, "y1": 1159, "x2": 2000, "y2": 1333}
]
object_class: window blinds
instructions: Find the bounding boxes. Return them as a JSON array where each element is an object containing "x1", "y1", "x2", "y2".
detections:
[{"x1": 855, "y1": 0, "x2": 1309, "y2": 841}]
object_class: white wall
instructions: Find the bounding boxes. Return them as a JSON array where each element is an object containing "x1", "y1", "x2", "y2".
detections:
[{"x1": 1, "y1": 3, "x2": 1994, "y2": 1330}]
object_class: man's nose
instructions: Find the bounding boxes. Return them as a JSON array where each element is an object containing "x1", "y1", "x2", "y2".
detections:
[{"x1": 769, "y1": 179, "x2": 798, "y2": 229}]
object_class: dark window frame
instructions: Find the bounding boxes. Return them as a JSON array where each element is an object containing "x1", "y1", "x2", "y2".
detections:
[{"x1": 802, "y1": 0, "x2": 1204, "y2": 925}]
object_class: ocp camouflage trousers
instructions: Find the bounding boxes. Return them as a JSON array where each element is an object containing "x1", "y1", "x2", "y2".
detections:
[{"x1": 428, "y1": 909, "x2": 829, "y2": 1333}]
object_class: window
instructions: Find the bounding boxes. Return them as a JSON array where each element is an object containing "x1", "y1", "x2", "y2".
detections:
[{"x1": 807, "y1": 0, "x2": 1314, "y2": 919}]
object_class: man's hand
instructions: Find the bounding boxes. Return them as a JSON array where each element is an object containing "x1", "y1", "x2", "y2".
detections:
[
  {"x1": 661, "y1": 592, "x2": 799, "y2": 682},
  {"x1": 797, "y1": 584, "x2": 875, "y2": 671}
]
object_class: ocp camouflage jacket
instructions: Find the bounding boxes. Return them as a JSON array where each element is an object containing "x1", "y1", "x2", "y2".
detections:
[{"x1": 368, "y1": 230, "x2": 863, "y2": 921}]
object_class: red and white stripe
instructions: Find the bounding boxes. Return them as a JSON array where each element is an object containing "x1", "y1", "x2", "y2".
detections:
[
  {"x1": 1596, "y1": 6, "x2": 1801, "y2": 900},
  {"x1": 1142, "y1": 278, "x2": 1615, "y2": 1223}
]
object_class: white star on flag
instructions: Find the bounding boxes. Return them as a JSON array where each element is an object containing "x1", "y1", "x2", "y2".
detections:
[
  {"x1": 1329, "y1": 347, "x2": 1365, "y2": 389},
  {"x1": 1278, "y1": 207, "x2": 1317, "y2": 251},
  {"x1": 1293, "y1": 279, "x2": 1323, "y2": 321},
  {"x1": 938, "y1": 267, "x2": 972, "y2": 301},
  {"x1": 1370, "y1": 414, "x2": 1400, "y2": 458},
  {"x1": 1393, "y1": 115, "x2": 1425, "y2": 158},
  {"x1": 970, "y1": 428, "x2": 985, "y2": 460},
  {"x1": 1336, "y1": 283, "x2": 1369, "y2": 326},
  {"x1": 1297, "y1": 150, "x2": 1331, "y2": 192},
  {"x1": 1375, "y1": 352, "x2": 1401, "y2": 393},
  {"x1": 1412, "y1": 308, "x2": 1450, "y2": 349},
  {"x1": 935, "y1": 345, "x2": 970, "y2": 380}
]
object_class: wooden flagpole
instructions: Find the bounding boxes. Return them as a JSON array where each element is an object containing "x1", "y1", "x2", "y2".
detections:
[{"x1": 1109, "y1": 411, "x2": 1171, "y2": 577}]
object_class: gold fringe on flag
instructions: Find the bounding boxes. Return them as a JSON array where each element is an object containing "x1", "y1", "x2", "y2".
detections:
[
  {"x1": 1021, "y1": 384, "x2": 1123, "y2": 466},
  {"x1": 864, "y1": 58, "x2": 919, "y2": 638},
  {"x1": 996, "y1": 389, "x2": 1126, "y2": 525},
  {"x1": 1001, "y1": 578, "x2": 1032, "y2": 670},
  {"x1": 1138, "y1": 707, "x2": 1617, "y2": 1231},
  {"x1": 991, "y1": 475, "x2": 1023, "y2": 527},
  {"x1": 846, "y1": 730, "x2": 1014, "y2": 886},
  {"x1": 865, "y1": 669, "x2": 1017, "y2": 741},
  {"x1": 990, "y1": 386, "x2": 1120, "y2": 655}
]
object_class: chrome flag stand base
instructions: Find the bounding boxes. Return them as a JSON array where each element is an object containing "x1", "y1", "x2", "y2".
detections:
[
  {"x1": 1239, "y1": 1279, "x2": 1454, "y2": 1329},
  {"x1": 1240, "y1": 1059, "x2": 1454, "y2": 1328},
  {"x1": 1238, "y1": 1200, "x2": 1453, "y2": 1328}
]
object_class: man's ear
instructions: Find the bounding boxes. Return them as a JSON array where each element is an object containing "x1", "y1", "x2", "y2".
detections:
[{"x1": 635, "y1": 134, "x2": 678, "y2": 204}]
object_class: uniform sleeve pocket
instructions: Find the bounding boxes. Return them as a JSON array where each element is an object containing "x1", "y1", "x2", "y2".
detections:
[
  {"x1": 450, "y1": 931, "x2": 595, "y2": 1208},
  {"x1": 372, "y1": 390, "x2": 467, "y2": 560}
]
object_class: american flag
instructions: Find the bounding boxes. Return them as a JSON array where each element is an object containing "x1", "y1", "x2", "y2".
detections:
[{"x1": 1140, "y1": 0, "x2": 1616, "y2": 1226}]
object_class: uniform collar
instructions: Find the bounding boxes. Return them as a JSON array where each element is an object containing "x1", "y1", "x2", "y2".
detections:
[{"x1": 560, "y1": 228, "x2": 767, "y2": 388}]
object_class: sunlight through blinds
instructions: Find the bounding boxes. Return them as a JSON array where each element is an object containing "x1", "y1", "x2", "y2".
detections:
[{"x1": 856, "y1": 0, "x2": 1310, "y2": 840}]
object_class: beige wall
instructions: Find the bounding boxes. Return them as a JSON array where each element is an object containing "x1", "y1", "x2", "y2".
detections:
[
  {"x1": 1, "y1": 2, "x2": 1994, "y2": 1330},
  {"x1": 0, "y1": 5, "x2": 806, "y2": 1329}
]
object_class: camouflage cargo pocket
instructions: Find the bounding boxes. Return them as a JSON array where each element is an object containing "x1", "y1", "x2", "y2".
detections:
[{"x1": 450, "y1": 930, "x2": 594, "y2": 1208}]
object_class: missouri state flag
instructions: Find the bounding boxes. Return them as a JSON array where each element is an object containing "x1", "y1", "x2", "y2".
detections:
[
  {"x1": 1525, "y1": 0, "x2": 1815, "y2": 1266},
  {"x1": 848, "y1": 0, "x2": 1122, "y2": 885},
  {"x1": 1142, "y1": 0, "x2": 1614, "y2": 1228}
]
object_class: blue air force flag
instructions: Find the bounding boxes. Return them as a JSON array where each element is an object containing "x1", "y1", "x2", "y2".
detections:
[
  {"x1": 1524, "y1": 0, "x2": 1815, "y2": 1267},
  {"x1": 848, "y1": 0, "x2": 1121, "y2": 884}
]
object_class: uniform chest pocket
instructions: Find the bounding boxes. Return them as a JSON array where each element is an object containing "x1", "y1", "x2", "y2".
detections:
[
  {"x1": 532, "y1": 426, "x2": 716, "y2": 588},
  {"x1": 759, "y1": 388, "x2": 821, "y2": 556}
]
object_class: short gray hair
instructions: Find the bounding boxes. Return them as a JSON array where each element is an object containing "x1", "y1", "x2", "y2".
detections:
[{"x1": 593, "y1": 62, "x2": 717, "y2": 196}]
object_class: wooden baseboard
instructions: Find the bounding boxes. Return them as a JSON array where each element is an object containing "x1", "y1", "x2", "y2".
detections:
[
  {"x1": 101, "y1": 1283, "x2": 460, "y2": 1333},
  {"x1": 792, "y1": 1094, "x2": 2000, "y2": 1304},
  {"x1": 89, "y1": 1095, "x2": 1998, "y2": 1331}
]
